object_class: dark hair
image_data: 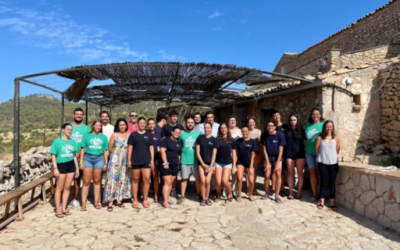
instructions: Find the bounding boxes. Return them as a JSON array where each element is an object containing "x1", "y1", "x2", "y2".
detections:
[
  {"x1": 99, "y1": 110, "x2": 109, "y2": 117},
  {"x1": 203, "y1": 121, "x2": 213, "y2": 128},
  {"x1": 288, "y1": 114, "x2": 303, "y2": 135},
  {"x1": 172, "y1": 126, "x2": 181, "y2": 132},
  {"x1": 266, "y1": 120, "x2": 276, "y2": 127},
  {"x1": 245, "y1": 116, "x2": 258, "y2": 129},
  {"x1": 228, "y1": 115, "x2": 236, "y2": 121},
  {"x1": 205, "y1": 111, "x2": 214, "y2": 118},
  {"x1": 186, "y1": 116, "x2": 194, "y2": 122},
  {"x1": 73, "y1": 108, "x2": 84, "y2": 114},
  {"x1": 193, "y1": 112, "x2": 201, "y2": 117},
  {"x1": 90, "y1": 119, "x2": 103, "y2": 134},
  {"x1": 308, "y1": 108, "x2": 325, "y2": 124},
  {"x1": 169, "y1": 110, "x2": 179, "y2": 116},
  {"x1": 241, "y1": 125, "x2": 249, "y2": 130},
  {"x1": 271, "y1": 109, "x2": 280, "y2": 116},
  {"x1": 217, "y1": 122, "x2": 233, "y2": 143},
  {"x1": 320, "y1": 120, "x2": 336, "y2": 139},
  {"x1": 156, "y1": 114, "x2": 167, "y2": 123},
  {"x1": 114, "y1": 118, "x2": 128, "y2": 132},
  {"x1": 137, "y1": 117, "x2": 146, "y2": 123},
  {"x1": 61, "y1": 123, "x2": 72, "y2": 129},
  {"x1": 147, "y1": 118, "x2": 157, "y2": 136}
]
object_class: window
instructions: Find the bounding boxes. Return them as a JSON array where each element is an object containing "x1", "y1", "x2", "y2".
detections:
[
  {"x1": 281, "y1": 66, "x2": 285, "y2": 74},
  {"x1": 353, "y1": 94, "x2": 361, "y2": 105}
]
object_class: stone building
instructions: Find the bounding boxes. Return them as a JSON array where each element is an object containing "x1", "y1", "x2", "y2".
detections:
[{"x1": 215, "y1": 0, "x2": 400, "y2": 164}]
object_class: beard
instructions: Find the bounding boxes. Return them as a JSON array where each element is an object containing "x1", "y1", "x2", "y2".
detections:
[{"x1": 74, "y1": 118, "x2": 83, "y2": 124}]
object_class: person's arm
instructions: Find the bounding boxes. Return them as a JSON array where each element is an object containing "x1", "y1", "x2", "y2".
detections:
[
  {"x1": 127, "y1": 145, "x2": 133, "y2": 169},
  {"x1": 315, "y1": 136, "x2": 322, "y2": 155},
  {"x1": 108, "y1": 133, "x2": 116, "y2": 153},
  {"x1": 196, "y1": 144, "x2": 207, "y2": 169},
  {"x1": 336, "y1": 137, "x2": 341, "y2": 154},
  {"x1": 103, "y1": 149, "x2": 108, "y2": 170},
  {"x1": 73, "y1": 154, "x2": 79, "y2": 178},
  {"x1": 149, "y1": 145, "x2": 154, "y2": 166},
  {"x1": 51, "y1": 154, "x2": 59, "y2": 177},
  {"x1": 250, "y1": 151, "x2": 255, "y2": 169},
  {"x1": 276, "y1": 146, "x2": 284, "y2": 165},
  {"x1": 160, "y1": 147, "x2": 169, "y2": 169},
  {"x1": 79, "y1": 147, "x2": 86, "y2": 170},
  {"x1": 211, "y1": 148, "x2": 217, "y2": 173},
  {"x1": 232, "y1": 149, "x2": 237, "y2": 172}
]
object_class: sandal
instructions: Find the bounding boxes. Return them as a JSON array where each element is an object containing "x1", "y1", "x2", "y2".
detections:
[
  {"x1": 107, "y1": 206, "x2": 113, "y2": 212},
  {"x1": 132, "y1": 203, "x2": 139, "y2": 209},
  {"x1": 80, "y1": 207, "x2": 87, "y2": 212},
  {"x1": 261, "y1": 194, "x2": 269, "y2": 200},
  {"x1": 142, "y1": 201, "x2": 150, "y2": 208},
  {"x1": 295, "y1": 194, "x2": 302, "y2": 200},
  {"x1": 275, "y1": 197, "x2": 283, "y2": 204},
  {"x1": 162, "y1": 204, "x2": 172, "y2": 209},
  {"x1": 225, "y1": 197, "x2": 233, "y2": 203},
  {"x1": 95, "y1": 204, "x2": 102, "y2": 210},
  {"x1": 55, "y1": 213, "x2": 65, "y2": 218},
  {"x1": 317, "y1": 204, "x2": 324, "y2": 210},
  {"x1": 206, "y1": 199, "x2": 213, "y2": 206},
  {"x1": 200, "y1": 200, "x2": 206, "y2": 206},
  {"x1": 248, "y1": 196, "x2": 256, "y2": 202},
  {"x1": 62, "y1": 211, "x2": 72, "y2": 216},
  {"x1": 288, "y1": 195, "x2": 294, "y2": 200},
  {"x1": 236, "y1": 197, "x2": 242, "y2": 202},
  {"x1": 330, "y1": 205, "x2": 339, "y2": 211},
  {"x1": 116, "y1": 202, "x2": 125, "y2": 208},
  {"x1": 215, "y1": 196, "x2": 221, "y2": 202},
  {"x1": 168, "y1": 200, "x2": 175, "y2": 205}
]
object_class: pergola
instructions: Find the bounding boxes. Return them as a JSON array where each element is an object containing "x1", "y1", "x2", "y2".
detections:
[{"x1": 12, "y1": 62, "x2": 312, "y2": 188}]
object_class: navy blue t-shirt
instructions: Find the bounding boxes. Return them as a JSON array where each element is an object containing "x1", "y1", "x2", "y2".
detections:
[
  {"x1": 216, "y1": 138, "x2": 237, "y2": 164},
  {"x1": 236, "y1": 138, "x2": 257, "y2": 166},
  {"x1": 159, "y1": 136, "x2": 182, "y2": 166},
  {"x1": 150, "y1": 131, "x2": 160, "y2": 154},
  {"x1": 286, "y1": 129, "x2": 306, "y2": 157},
  {"x1": 195, "y1": 135, "x2": 217, "y2": 165},
  {"x1": 260, "y1": 132, "x2": 286, "y2": 162},
  {"x1": 155, "y1": 125, "x2": 162, "y2": 139},
  {"x1": 128, "y1": 131, "x2": 154, "y2": 165},
  {"x1": 161, "y1": 123, "x2": 185, "y2": 138}
]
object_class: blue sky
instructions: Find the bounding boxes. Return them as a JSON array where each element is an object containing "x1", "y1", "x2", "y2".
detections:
[{"x1": 0, "y1": 0, "x2": 390, "y2": 103}]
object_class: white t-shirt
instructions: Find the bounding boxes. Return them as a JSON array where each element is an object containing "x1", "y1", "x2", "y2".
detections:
[{"x1": 102, "y1": 124, "x2": 114, "y2": 141}]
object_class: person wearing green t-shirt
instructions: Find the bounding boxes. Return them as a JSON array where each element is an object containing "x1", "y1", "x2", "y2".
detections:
[
  {"x1": 177, "y1": 117, "x2": 201, "y2": 204},
  {"x1": 50, "y1": 123, "x2": 80, "y2": 218},
  {"x1": 79, "y1": 119, "x2": 109, "y2": 211},
  {"x1": 305, "y1": 108, "x2": 325, "y2": 201}
]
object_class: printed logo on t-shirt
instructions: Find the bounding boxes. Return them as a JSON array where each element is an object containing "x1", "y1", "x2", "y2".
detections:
[
  {"x1": 61, "y1": 144, "x2": 75, "y2": 158},
  {"x1": 272, "y1": 140, "x2": 278, "y2": 143},
  {"x1": 144, "y1": 136, "x2": 149, "y2": 139},
  {"x1": 208, "y1": 142, "x2": 214, "y2": 146},
  {"x1": 245, "y1": 143, "x2": 252, "y2": 148},
  {"x1": 71, "y1": 132, "x2": 83, "y2": 143},
  {"x1": 185, "y1": 136, "x2": 196, "y2": 150},
  {"x1": 176, "y1": 144, "x2": 181, "y2": 147},
  {"x1": 89, "y1": 137, "x2": 103, "y2": 149},
  {"x1": 307, "y1": 128, "x2": 320, "y2": 142}
]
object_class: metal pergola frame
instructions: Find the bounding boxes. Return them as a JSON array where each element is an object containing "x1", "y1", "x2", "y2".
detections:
[{"x1": 12, "y1": 62, "x2": 313, "y2": 190}]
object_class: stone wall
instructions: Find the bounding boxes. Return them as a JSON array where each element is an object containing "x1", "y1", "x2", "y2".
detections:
[
  {"x1": 380, "y1": 62, "x2": 400, "y2": 153},
  {"x1": 336, "y1": 163, "x2": 400, "y2": 233}
]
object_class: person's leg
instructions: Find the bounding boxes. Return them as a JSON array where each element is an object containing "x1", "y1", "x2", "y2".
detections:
[
  {"x1": 318, "y1": 163, "x2": 328, "y2": 207},
  {"x1": 93, "y1": 169, "x2": 103, "y2": 208},
  {"x1": 263, "y1": 162, "x2": 271, "y2": 197},
  {"x1": 151, "y1": 164, "x2": 159, "y2": 202},
  {"x1": 55, "y1": 174, "x2": 67, "y2": 215},
  {"x1": 287, "y1": 158, "x2": 295, "y2": 198},
  {"x1": 329, "y1": 164, "x2": 339, "y2": 207},
  {"x1": 252, "y1": 162, "x2": 258, "y2": 195},
  {"x1": 61, "y1": 173, "x2": 75, "y2": 213},
  {"x1": 141, "y1": 167, "x2": 151, "y2": 207},
  {"x1": 198, "y1": 166, "x2": 207, "y2": 202},
  {"x1": 131, "y1": 169, "x2": 141, "y2": 208},
  {"x1": 204, "y1": 171, "x2": 213, "y2": 201},
  {"x1": 231, "y1": 171, "x2": 237, "y2": 196},
  {"x1": 271, "y1": 169, "x2": 276, "y2": 194},
  {"x1": 306, "y1": 153, "x2": 318, "y2": 198},
  {"x1": 236, "y1": 165, "x2": 244, "y2": 201},
  {"x1": 222, "y1": 167, "x2": 233, "y2": 199},
  {"x1": 162, "y1": 176, "x2": 172, "y2": 207},
  {"x1": 180, "y1": 165, "x2": 190, "y2": 198},
  {"x1": 214, "y1": 165, "x2": 223, "y2": 198},
  {"x1": 81, "y1": 168, "x2": 93, "y2": 209},
  {"x1": 246, "y1": 168, "x2": 255, "y2": 200},
  {"x1": 72, "y1": 177, "x2": 80, "y2": 201},
  {"x1": 295, "y1": 159, "x2": 305, "y2": 198},
  {"x1": 274, "y1": 162, "x2": 282, "y2": 200}
]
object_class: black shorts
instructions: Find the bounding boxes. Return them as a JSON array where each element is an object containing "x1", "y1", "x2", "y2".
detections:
[
  {"x1": 237, "y1": 160, "x2": 251, "y2": 168},
  {"x1": 58, "y1": 160, "x2": 76, "y2": 174},
  {"x1": 132, "y1": 164, "x2": 151, "y2": 169},
  {"x1": 287, "y1": 151, "x2": 305, "y2": 160},
  {"x1": 159, "y1": 164, "x2": 179, "y2": 177}
]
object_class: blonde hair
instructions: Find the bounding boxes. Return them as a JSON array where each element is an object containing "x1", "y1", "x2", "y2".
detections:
[{"x1": 90, "y1": 119, "x2": 103, "y2": 134}]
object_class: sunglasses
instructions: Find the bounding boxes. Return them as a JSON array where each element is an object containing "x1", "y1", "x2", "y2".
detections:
[{"x1": 130, "y1": 115, "x2": 138, "y2": 117}]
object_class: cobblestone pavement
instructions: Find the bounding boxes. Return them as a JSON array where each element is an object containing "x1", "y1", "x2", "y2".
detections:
[{"x1": 0, "y1": 176, "x2": 400, "y2": 250}]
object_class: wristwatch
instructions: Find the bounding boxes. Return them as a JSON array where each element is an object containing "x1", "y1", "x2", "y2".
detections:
[{"x1": 162, "y1": 162, "x2": 169, "y2": 165}]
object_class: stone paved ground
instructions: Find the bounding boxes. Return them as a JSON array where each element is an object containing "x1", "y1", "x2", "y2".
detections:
[{"x1": 0, "y1": 176, "x2": 400, "y2": 250}]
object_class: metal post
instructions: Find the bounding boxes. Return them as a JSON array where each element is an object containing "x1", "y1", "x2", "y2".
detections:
[
  {"x1": 61, "y1": 93, "x2": 65, "y2": 127},
  {"x1": 109, "y1": 107, "x2": 112, "y2": 124},
  {"x1": 13, "y1": 79, "x2": 20, "y2": 190},
  {"x1": 85, "y1": 101, "x2": 88, "y2": 125}
]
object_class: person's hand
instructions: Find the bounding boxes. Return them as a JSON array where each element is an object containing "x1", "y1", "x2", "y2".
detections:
[
  {"x1": 212, "y1": 167, "x2": 215, "y2": 174},
  {"x1": 54, "y1": 169, "x2": 59, "y2": 177},
  {"x1": 127, "y1": 161, "x2": 132, "y2": 169},
  {"x1": 231, "y1": 168, "x2": 237, "y2": 174},
  {"x1": 75, "y1": 170, "x2": 80, "y2": 178},
  {"x1": 103, "y1": 164, "x2": 107, "y2": 171},
  {"x1": 274, "y1": 162, "x2": 282, "y2": 172},
  {"x1": 79, "y1": 163, "x2": 84, "y2": 170},
  {"x1": 163, "y1": 164, "x2": 169, "y2": 169},
  {"x1": 249, "y1": 168, "x2": 254, "y2": 176},
  {"x1": 264, "y1": 161, "x2": 271, "y2": 172}
]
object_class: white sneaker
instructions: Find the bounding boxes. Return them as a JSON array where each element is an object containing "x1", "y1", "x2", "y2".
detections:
[
  {"x1": 71, "y1": 200, "x2": 80, "y2": 207},
  {"x1": 222, "y1": 189, "x2": 227, "y2": 198}
]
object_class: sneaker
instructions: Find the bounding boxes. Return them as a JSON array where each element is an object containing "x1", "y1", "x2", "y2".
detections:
[
  {"x1": 279, "y1": 191, "x2": 286, "y2": 197},
  {"x1": 232, "y1": 191, "x2": 237, "y2": 198},
  {"x1": 177, "y1": 196, "x2": 185, "y2": 204},
  {"x1": 170, "y1": 189, "x2": 178, "y2": 198},
  {"x1": 71, "y1": 200, "x2": 80, "y2": 207},
  {"x1": 222, "y1": 189, "x2": 227, "y2": 198}
]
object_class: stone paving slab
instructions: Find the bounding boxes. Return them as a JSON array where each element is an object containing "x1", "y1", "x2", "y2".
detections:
[{"x1": 0, "y1": 176, "x2": 400, "y2": 250}]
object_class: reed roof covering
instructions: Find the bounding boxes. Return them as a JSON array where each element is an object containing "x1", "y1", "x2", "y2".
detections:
[{"x1": 50, "y1": 62, "x2": 309, "y2": 107}]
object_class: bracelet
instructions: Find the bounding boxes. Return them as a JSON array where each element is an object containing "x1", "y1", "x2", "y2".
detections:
[
  {"x1": 79, "y1": 160, "x2": 83, "y2": 163},
  {"x1": 249, "y1": 165, "x2": 254, "y2": 168},
  {"x1": 162, "y1": 162, "x2": 169, "y2": 165},
  {"x1": 232, "y1": 165, "x2": 236, "y2": 169}
]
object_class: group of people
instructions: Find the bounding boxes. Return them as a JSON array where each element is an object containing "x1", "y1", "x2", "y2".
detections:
[{"x1": 50, "y1": 107, "x2": 340, "y2": 217}]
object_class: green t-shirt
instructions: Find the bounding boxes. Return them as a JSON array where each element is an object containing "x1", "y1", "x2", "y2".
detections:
[
  {"x1": 305, "y1": 122, "x2": 324, "y2": 155},
  {"x1": 61, "y1": 123, "x2": 91, "y2": 149},
  {"x1": 179, "y1": 130, "x2": 201, "y2": 164},
  {"x1": 50, "y1": 137, "x2": 80, "y2": 163},
  {"x1": 81, "y1": 133, "x2": 109, "y2": 155}
]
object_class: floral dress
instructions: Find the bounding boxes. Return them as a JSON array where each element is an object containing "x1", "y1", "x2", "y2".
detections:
[{"x1": 104, "y1": 135, "x2": 131, "y2": 202}]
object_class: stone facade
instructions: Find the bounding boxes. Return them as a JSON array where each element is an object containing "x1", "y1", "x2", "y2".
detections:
[{"x1": 336, "y1": 164, "x2": 400, "y2": 233}]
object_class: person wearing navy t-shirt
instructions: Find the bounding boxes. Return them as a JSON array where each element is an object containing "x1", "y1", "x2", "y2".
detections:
[
  {"x1": 214, "y1": 122, "x2": 237, "y2": 203},
  {"x1": 261, "y1": 121, "x2": 286, "y2": 204},
  {"x1": 147, "y1": 118, "x2": 161, "y2": 203},
  {"x1": 159, "y1": 126, "x2": 182, "y2": 208},
  {"x1": 196, "y1": 122, "x2": 217, "y2": 206},
  {"x1": 127, "y1": 117, "x2": 154, "y2": 209},
  {"x1": 236, "y1": 126, "x2": 257, "y2": 202}
]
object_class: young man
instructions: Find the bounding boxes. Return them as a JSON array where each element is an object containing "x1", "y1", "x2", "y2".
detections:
[
  {"x1": 178, "y1": 117, "x2": 202, "y2": 204},
  {"x1": 203, "y1": 111, "x2": 219, "y2": 137},
  {"x1": 67, "y1": 108, "x2": 91, "y2": 207},
  {"x1": 155, "y1": 114, "x2": 167, "y2": 138},
  {"x1": 127, "y1": 111, "x2": 139, "y2": 134},
  {"x1": 193, "y1": 112, "x2": 204, "y2": 135},
  {"x1": 100, "y1": 110, "x2": 114, "y2": 141},
  {"x1": 271, "y1": 110, "x2": 290, "y2": 197}
]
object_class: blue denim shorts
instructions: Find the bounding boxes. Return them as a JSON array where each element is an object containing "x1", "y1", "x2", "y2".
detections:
[
  {"x1": 83, "y1": 153, "x2": 105, "y2": 169},
  {"x1": 214, "y1": 163, "x2": 232, "y2": 169},
  {"x1": 305, "y1": 153, "x2": 318, "y2": 170}
]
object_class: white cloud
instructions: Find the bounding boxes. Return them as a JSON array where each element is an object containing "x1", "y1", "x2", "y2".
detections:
[
  {"x1": 212, "y1": 26, "x2": 222, "y2": 31},
  {"x1": 208, "y1": 11, "x2": 223, "y2": 19},
  {"x1": 157, "y1": 50, "x2": 186, "y2": 61}
]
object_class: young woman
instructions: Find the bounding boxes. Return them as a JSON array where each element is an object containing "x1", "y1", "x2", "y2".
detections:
[
  {"x1": 305, "y1": 108, "x2": 325, "y2": 201},
  {"x1": 147, "y1": 118, "x2": 160, "y2": 202},
  {"x1": 236, "y1": 126, "x2": 257, "y2": 202},
  {"x1": 228, "y1": 115, "x2": 242, "y2": 139},
  {"x1": 127, "y1": 117, "x2": 154, "y2": 209},
  {"x1": 214, "y1": 122, "x2": 237, "y2": 203},
  {"x1": 196, "y1": 122, "x2": 217, "y2": 206},
  {"x1": 79, "y1": 119, "x2": 108, "y2": 211},
  {"x1": 103, "y1": 118, "x2": 131, "y2": 212},
  {"x1": 316, "y1": 120, "x2": 340, "y2": 210},
  {"x1": 261, "y1": 121, "x2": 286, "y2": 204},
  {"x1": 159, "y1": 126, "x2": 182, "y2": 208},
  {"x1": 50, "y1": 123, "x2": 80, "y2": 218},
  {"x1": 246, "y1": 116, "x2": 262, "y2": 196},
  {"x1": 286, "y1": 114, "x2": 306, "y2": 200}
]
